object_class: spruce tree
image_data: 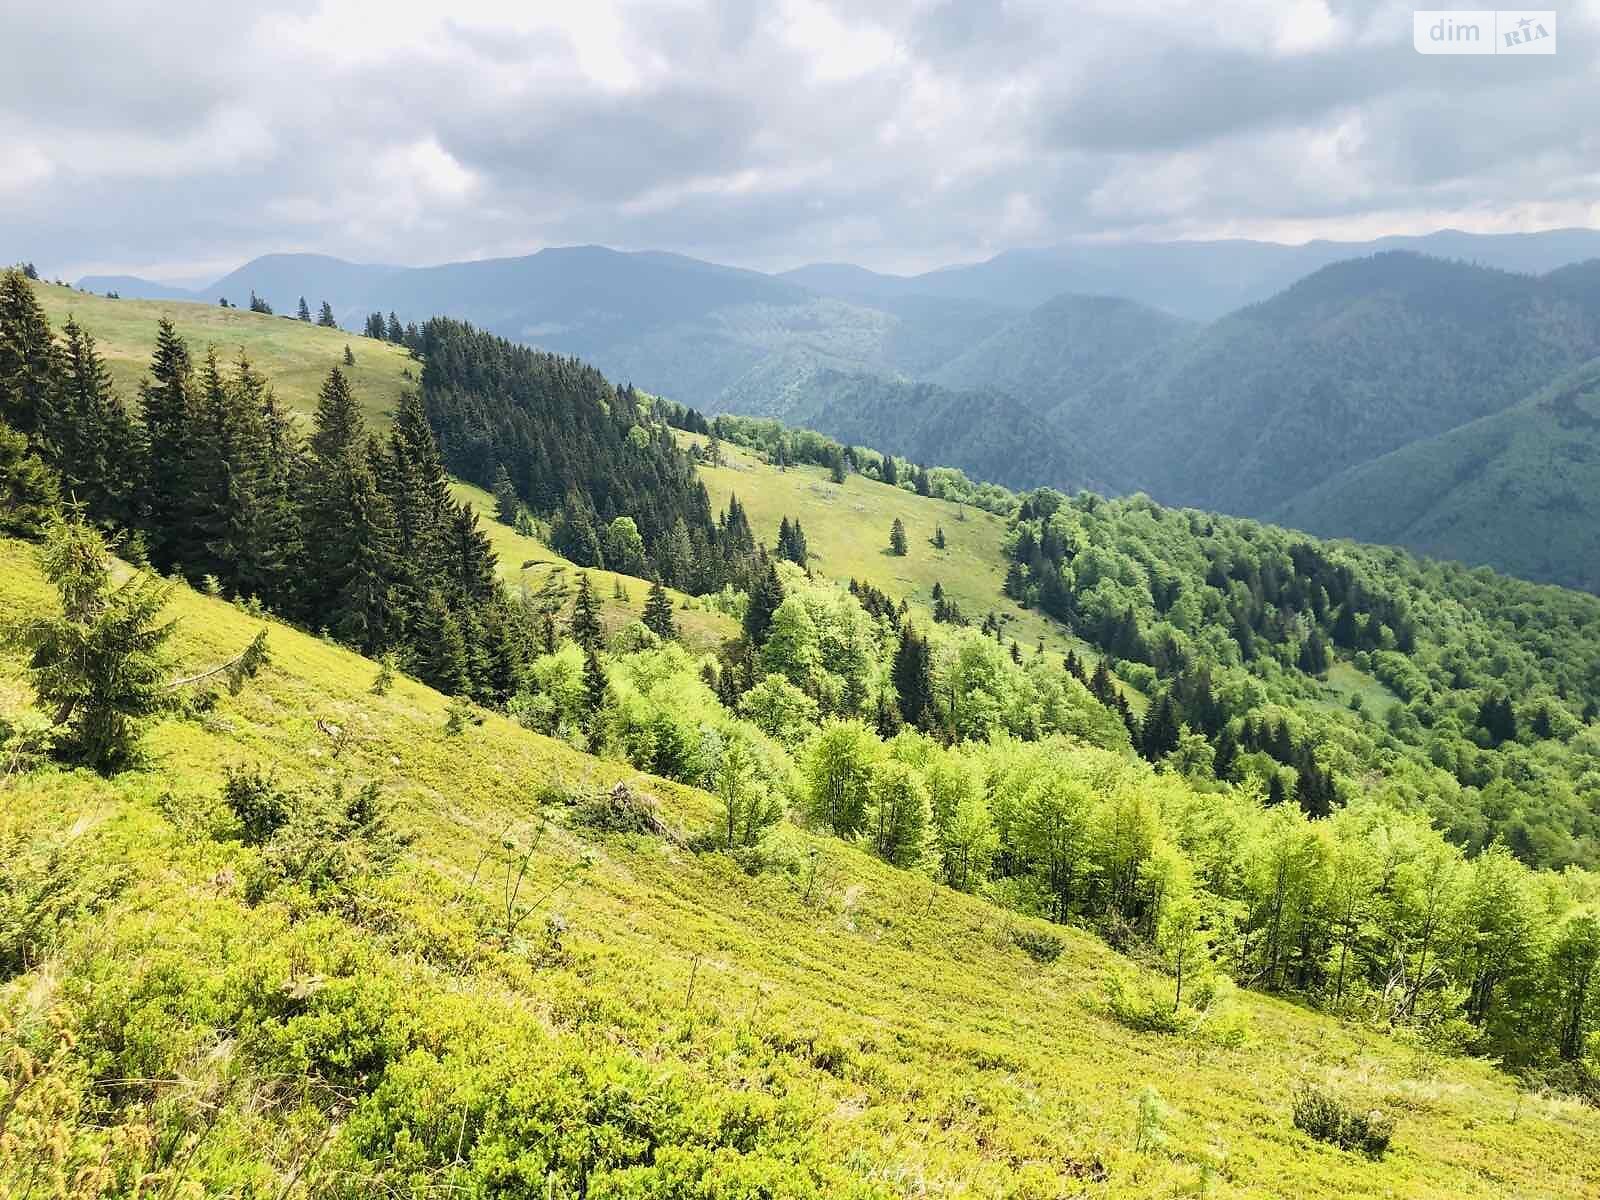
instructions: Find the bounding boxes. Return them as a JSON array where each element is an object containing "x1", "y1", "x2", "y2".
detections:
[
  {"x1": 744, "y1": 558, "x2": 784, "y2": 646},
  {"x1": 297, "y1": 297, "x2": 312, "y2": 322},
  {"x1": 56, "y1": 317, "x2": 136, "y2": 524},
  {"x1": 881, "y1": 455, "x2": 898, "y2": 486},
  {"x1": 643, "y1": 579, "x2": 676, "y2": 640},
  {"x1": 136, "y1": 319, "x2": 199, "y2": 570},
  {"x1": 933, "y1": 526, "x2": 946, "y2": 550},
  {"x1": 492, "y1": 463, "x2": 520, "y2": 525},
  {"x1": 318, "y1": 301, "x2": 338, "y2": 328},
  {"x1": 0, "y1": 416, "x2": 61, "y2": 537},
  {"x1": 889, "y1": 518, "x2": 908, "y2": 556},
  {"x1": 892, "y1": 624, "x2": 934, "y2": 730},
  {"x1": 365, "y1": 312, "x2": 386, "y2": 339},
  {"x1": 386, "y1": 312, "x2": 403, "y2": 343},
  {"x1": 0, "y1": 267, "x2": 62, "y2": 443},
  {"x1": 27, "y1": 521, "x2": 176, "y2": 772},
  {"x1": 570, "y1": 571, "x2": 602, "y2": 647},
  {"x1": 582, "y1": 644, "x2": 609, "y2": 733}
]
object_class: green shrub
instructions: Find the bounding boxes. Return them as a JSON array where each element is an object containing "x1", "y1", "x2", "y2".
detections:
[
  {"x1": 1013, "y1": 927, "x2": 1065, "y2": 964},
  {"x1": 223, "y1": 764, "x2": 295, "y2": 845},
  {"x1": 1291, "y1": 1084, "x2": 1394, "y2": 1158}
]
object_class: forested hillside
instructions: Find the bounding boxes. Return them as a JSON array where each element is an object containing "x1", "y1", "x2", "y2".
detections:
[
  {"x1": 6, "y1": 264, "x2": 1600, "y2": 1196},
  {"x1": 1055, "y1": 253, "x2": 1600, "y2": 517},
  {"x1": 1276, "y1": 359, "x2": 1600, "y2": 592}
]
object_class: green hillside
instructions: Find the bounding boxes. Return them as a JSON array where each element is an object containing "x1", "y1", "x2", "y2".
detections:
[
  {"x1": 688, "y1": 437, "x2": 1131, "y2": 700},
  {"x1": 3, "y1": 537, "x2": 1597, "y2": 1198},
  {"x1": 32, "y1": 281, "x2": 416, "y2": 425},
  {"x1": 1274, "y1": 360, "x2": 1600, "y2": 593}
]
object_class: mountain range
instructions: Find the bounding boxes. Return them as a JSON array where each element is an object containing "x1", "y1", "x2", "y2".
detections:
[{"x1": 80, "y1": 228, "x2": 1600, "y2": 591}]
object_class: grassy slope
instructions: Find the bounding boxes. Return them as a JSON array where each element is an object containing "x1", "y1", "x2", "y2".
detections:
[
  {"x1": 690, "y1": 438, "x2": 1147, "y2": 710},
  {"x1": 1273, "y1": 360, "x2": 1600, "y2": 593},
  {"x1": 32, "y1": 281, "x2": 417, "y2": 426},
  {"x1": 451, "y1": 480, "x2": 738, "y2": 654},
  {"x1": 3, "y1": 537, "x2": 1595, "y2": 1197}
]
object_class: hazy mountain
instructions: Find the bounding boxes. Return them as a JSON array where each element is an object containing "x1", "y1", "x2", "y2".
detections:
[
  {"x1": 1274, "y1": 360, "x2": 1600, "y2": 593},
  {"x1": 73, "y1": 274, "x2": 202, "y2": 301},
  {"x1": 1054, "y1": 252, "x2": 1600, "y2": 517},
  {"x1": 783, "y1": 228, "x2": 1600, "y2": 320},
  {"x1": 927, "y1": 293, "x2": 1195, "y2": 407}
]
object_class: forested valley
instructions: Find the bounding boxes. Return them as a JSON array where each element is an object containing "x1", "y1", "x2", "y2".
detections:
[{"x1": 2, "y1": 266, "x2": 1599, "y2": 1196}]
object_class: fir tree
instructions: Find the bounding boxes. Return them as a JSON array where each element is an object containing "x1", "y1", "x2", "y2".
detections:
[
  {"x1": 386, "y1": 312, "x2": 403, "y2": 343},
  {"x1": 744, "y1": 558, "x2": 784, "y2": 646},
  {"x1": 492, "y1": 463, "x2": 520, "y2": 525},
  {"x1": 570, "y1": 571, "x2": 602, "y2": 648},
  {"x1": 829, "y1": 450, "x2": 846, "y2": 484},
  {"x1": 248, "y1": 291, "x2": 272, "y2": 314},
  {"x1": 582, "y1": 644, "x2": 609, "y2": 732},
  {"x1": 55, "y1": 317, "x2": 136, "y2": 524},
  {"x1": 643, "y1": 580, "x2": 676, "y2": 640},
  {"x1": 136, "y1": 319, "x2": 199, "y2": 570},
  {"x1": 27, "y1": 521, "x2": 177, "y2": 772},
  {"x1": 343, "y1": 344, "x2": 355, "y2": 367},
  {"x1": 889, "y1": 517, "x2": 908, "y2": 556},
  {"x1": 317, "y1": 301, "x2": 338, "y2": 328},
  {"x1": 933, "y1": 526, "x2": 946, "y2": 550},
  {"x1": 297, "y1": 297, "x2": 312, "y2": 323},
  {"x1": 892, "y1": 624, "x2": 934, "y2": 730},
  {"x1": 0, "y1": 416, "x2": 61, "y2": 537},
  {"x1": 881, "y1": 455, "x2": 899, "y2": 486},
  {"x1": 0, "y1": 268, "x2": 61, "y2": 443}
]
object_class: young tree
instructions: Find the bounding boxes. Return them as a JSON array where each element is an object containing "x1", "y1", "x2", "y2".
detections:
[
  {"x1": 933, "y1": 526, "x2": 947, "y2": 550},
  {"x1": 27, "y1": 521, "x2": 176, "y2": 772},
  {"x1": 713, "y1": 735, "x2": 782, "y2": 849},
  {"x1": 0, "y1": 416, "x2": 60, "y2": 537},
  {"x1": 343, "y1": 344, "x2": 355, "y2": 367},
  {"x1": 867, "y1": 759, "x2": 932, "y2": 868},
  {"x1": 642, "y1": 580, "x2": 676, "y2": 640},
  {"x1": 801, "y1": 719, "x2": 879, "y2": 837},
  {"x1": 889, "y1": 517, "x2": 908, "y2": 556}
]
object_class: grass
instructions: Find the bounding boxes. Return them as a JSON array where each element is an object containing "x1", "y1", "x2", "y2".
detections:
[
  {"x1": 452, "y1": 480, "x2": 739, "y2": 655},
  {"x1": 4, "y1": 537, "x2": 1593, "y2": 1196},
  {"x1": 31, "y1": 280, "x2": 417, "y2": 427},
  {"x1": 691, "y1": 437, "x2": 1147, "y2": 710}
]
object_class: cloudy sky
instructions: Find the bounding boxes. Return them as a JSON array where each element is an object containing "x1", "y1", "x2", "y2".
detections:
[{"x1": 3, "y1": 0, "x2": 1597, "y2": 283}]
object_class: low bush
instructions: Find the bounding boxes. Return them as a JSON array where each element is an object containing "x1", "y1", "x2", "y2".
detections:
[
  {"x1": 1013, "y1": 927, "x2": 1065, "y2": 964},
  {"x1": 1291, "y1": 1084, "x2": 1394, "y2": 1158}
]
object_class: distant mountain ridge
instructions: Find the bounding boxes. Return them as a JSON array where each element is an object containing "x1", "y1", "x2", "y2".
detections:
[{"x1": 76, "y1": 230, "x2": 1600, "y2": 591}]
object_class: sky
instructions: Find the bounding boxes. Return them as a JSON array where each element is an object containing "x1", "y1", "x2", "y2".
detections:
[{"x1": 3, "y1": 0, "x2": 1598, "y2": 283}]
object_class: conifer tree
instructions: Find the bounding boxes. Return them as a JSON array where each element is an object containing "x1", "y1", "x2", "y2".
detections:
[
  {"x1": 933, "y1": 526, "x2": 946, "y2": 550},
  {"x1": 881, "y1": 455, "x2": 898, "y2": 486},
  {"x1": 0, "y1": 267, "x2": 61, "y2": 445},
  {"x1": 248, "y1": 291, "x2": 272, "y2": 314},
  {"x1": 317, "y1": 301, "x2": 338, "y2": 328},
  {"x1": 570, "y1": 571, "x2": 602, "y2": 648},
  {"x1": 56, "y1": 317, "x2": 136, "y2": 524},
  {"x1": 386, "y1": 312, "x2": 403, "y2": 343},
  {"x1": 492, "y1": 463, "x2": 520, "y2": 525},
  {"x1": 136, "y1": 319, "x2": 199, "y2": 570},
  {"x1": 343, "y1": 344, "x2": 355, "y2": 367},
  {"x1": 744, "y1": 558, "x2": 784, "y2": 646},
  {"x1": 415, "y1": 588, "x2": 471, "y2": 695},
  {"x1": 297, "y1": 297, "x2": 312, "y2": 322},
  {"x1": 643, "y1": 579, "x2": 676, "y2": 640},
  {"x1": 582, "y1": 644, "x2": 609, "y2": 733},
  {"x1": 889, "y1": 517, "x2": 908, "y2": 556},
  {"x1": 364, "y1": 312, "x2": 386, "y2": 339},
  {"x1": 27, "y1": 521, "x2": 176, "y2": 772},
  {"x1": 0, "y1": 416, "x2": 61, "y2": 537},
  {"x1": 892, "y1": 624, "x2": 934, "y2": 730}
]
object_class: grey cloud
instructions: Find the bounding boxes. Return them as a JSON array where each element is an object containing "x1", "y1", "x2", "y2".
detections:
[{"x1": 1, "y1": 0, "x2": 1595, "y2": 281}]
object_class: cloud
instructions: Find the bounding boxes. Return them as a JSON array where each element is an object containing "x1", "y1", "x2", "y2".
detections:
[{"x1": 2, "y1": 0, "x2": 1596, "y2": 281}]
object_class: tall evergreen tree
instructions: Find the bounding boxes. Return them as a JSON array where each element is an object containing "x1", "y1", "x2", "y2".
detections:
[
  {"x1": 0, "y1": 267, "x2": 61, "y2": 443},
  {"x1": 136, "y1": 319, "x2": 199, "y2": 570},
  {"x1": 570, "y1": 571, "x2": 603, "y2": 648},
  {"x1": 386, "y1": 312, "x2": 404, "y2": 343},
  {"x1": 297, "y1": 297, "x2": 312, "y2": 322},
  {"x1": 889, "y1": 518, "x2": 908, "y2": 557},
  {"x1": 744, "y1": 558, "x2": 784, "y2": 646},
  {"x1": 56, "y1": 317, "x2": 136, "y2": 524},
  {"x1": 643, "y1": 580, "x2": 676, "y2": 640},
  {"x1": 317, "y1": 301, "x2": 338, "y2": 328},
  {"x1": 0, "y1": 416, "x2": 61, "y2": 537},
  {"x1": 492, "y1": 463, "x2": 520, "y2": 526},
  {"x1": 892, "y1": 624, "x2": 934, "y2": 730}
]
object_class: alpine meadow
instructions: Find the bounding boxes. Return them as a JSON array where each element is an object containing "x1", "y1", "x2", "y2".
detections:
[{"x1": 6, "y1": 6, "x2": 1600, "y2": 1196}]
